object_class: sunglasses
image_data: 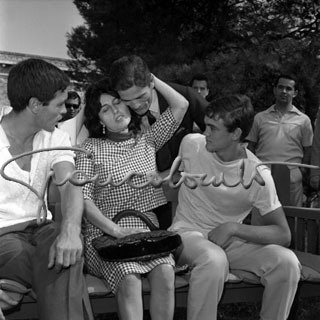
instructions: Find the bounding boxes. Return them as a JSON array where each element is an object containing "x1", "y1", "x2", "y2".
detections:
[{"x1": 65, "y1": 103, "x2": 80, "y2": 109}]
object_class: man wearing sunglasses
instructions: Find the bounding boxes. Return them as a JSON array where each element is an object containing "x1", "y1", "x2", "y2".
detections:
[
  {"x1": 58, "y1": 91, "x2": 87, "y2": 145},
  {"x1": 61, "y1": 91, "x2": 81, "y2": 122}
]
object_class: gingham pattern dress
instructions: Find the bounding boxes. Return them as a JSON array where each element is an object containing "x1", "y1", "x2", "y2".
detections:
[{"x1": 76, "y1": 109, "x2": 179, "y2": 294}]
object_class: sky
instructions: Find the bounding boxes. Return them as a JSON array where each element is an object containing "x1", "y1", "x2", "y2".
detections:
[{"x1": 0, "y1": 0, "x2": 84, "y2": 59}]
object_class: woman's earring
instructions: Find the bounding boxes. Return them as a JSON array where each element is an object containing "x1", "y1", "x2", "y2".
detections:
[{"x1": 102, "y1": 124, "x2": 106, "y2": 135}]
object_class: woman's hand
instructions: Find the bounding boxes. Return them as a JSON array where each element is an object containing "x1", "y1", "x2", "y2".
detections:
[{"x1": 115, "y1": 227, "x2": 149, "y2": 239}]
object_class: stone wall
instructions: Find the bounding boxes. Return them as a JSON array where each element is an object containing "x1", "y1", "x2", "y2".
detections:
[{"x1": 0, "y1": 76, "x2": 9, "y2": 108}]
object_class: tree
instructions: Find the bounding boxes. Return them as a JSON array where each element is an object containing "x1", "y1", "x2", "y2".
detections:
[{"x1": 67, "y1": 0, "x2": 320, "y2": 120}]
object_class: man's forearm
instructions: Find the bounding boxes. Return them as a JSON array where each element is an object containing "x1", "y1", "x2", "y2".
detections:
[
  {"x1": 59, "y1": 183, "x2": 83, "y2": 233},
  {"x1": 233, "y1": 223, "x2": 291, "y2": 247}
]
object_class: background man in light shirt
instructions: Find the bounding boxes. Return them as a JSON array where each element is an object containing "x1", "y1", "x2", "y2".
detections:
[{"x1": 246, "y1": 74, "x2": 313, "y2": 206}]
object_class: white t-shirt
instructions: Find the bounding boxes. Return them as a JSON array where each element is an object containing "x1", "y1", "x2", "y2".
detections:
[
  {"x1": 0, "y1": 106, "x2": 75, "y2": 228},
  {"x1": 170, "y1": 134, "x2": 281, "y2": 237}
]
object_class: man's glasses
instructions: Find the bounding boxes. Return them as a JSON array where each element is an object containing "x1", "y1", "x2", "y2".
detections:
[{"x1": 65, "y1": 103, "x2": 80, "y2": 109}]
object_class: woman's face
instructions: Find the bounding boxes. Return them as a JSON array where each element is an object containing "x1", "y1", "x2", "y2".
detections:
[{"x1": 98, "y1": 93, "x2": 131, "y2": 133}]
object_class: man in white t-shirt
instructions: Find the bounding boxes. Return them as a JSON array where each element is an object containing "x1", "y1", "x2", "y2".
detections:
[
  {"x1": 0, "y1": 59, "x2": 93, "y2": 320},
  {"x1": 169, "y1": 94, "x2": 301, "y2": 320}
]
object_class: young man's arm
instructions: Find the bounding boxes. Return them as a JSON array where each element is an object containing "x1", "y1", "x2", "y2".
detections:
[
  {"x1": 208, "y1": 207, "x2": 291, "y2": 249},
  {"x1": 48, "y1": 161, "x2": 83, "y2": 272},
  {"x1": 153, "y1": 76, "x2": 189, "y2": 124}
]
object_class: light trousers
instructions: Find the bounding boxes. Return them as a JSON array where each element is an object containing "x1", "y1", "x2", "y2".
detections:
[
  {"x1": 176, "y1": 231, "x2": 301, "y2": 320},
  {"x1": 0, "y1": 221, "x2": 93, "y2": 320}
]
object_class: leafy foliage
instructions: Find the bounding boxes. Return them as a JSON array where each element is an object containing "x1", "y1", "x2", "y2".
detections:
[{"x1": 67, "y1": 0, "x2": 320, "y2": 120}]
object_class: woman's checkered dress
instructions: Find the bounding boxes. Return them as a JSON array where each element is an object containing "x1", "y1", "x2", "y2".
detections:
[{"x1": 76, "y1": 109, "x2": 179, "y2": 294}]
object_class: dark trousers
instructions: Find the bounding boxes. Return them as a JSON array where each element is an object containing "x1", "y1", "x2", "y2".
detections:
[{"x1": 0, "y1": 221, "x2": 93, "y2": 320}]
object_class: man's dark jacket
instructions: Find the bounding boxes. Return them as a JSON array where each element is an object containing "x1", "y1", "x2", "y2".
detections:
[{"x1": 155, "y1": 83, "x2": 209, "y2": 172}]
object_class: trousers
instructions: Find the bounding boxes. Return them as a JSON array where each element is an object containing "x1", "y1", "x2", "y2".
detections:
[
  {"x1": 176, "y1": 231, "x2": 301, "y2": 320},
  {"x1": 0, "y1": 220, "x2": 93, "y2": 320}
]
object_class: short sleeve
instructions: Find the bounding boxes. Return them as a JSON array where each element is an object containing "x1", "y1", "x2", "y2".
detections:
[
  {"x1": 75, "y1": 139, "x2": 96, "y2": 201},
  {"x1": 301, "y1": 116, "x2": 313, "y2": 147},
  {"x1": 49, "y1": 129, "x2": 75, "y2": 168},
  {"x1": 249, "y1": 165, "x2": 282, "y2": 215}
]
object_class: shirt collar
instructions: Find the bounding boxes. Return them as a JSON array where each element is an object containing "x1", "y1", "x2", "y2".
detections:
[{"x1": 267, "y1": 104, "x2": 302, "y2": 115}]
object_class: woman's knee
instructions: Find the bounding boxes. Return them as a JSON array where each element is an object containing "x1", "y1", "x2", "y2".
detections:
[
  {"x1": 118, "y1": 274, "x2": 142, "y2": 297},
  {"x1": 149, "y1": 264, "x2": 175, "y2": 292}
]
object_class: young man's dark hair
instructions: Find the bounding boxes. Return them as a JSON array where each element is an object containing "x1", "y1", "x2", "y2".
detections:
[
  {"x1": 110, "y1": 55, "x2": 152, "y2": 91},
  {"x1": 206, "y1": 94, "x2": 254, "y2": 141},
  {"x1": 190, "y1": 73, "x2": 209, "y2": 86},
  {"x1": 8, "y1": 58, "x2": 70, "y2": 112}
]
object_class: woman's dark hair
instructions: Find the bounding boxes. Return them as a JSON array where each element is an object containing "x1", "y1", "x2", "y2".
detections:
[
  {"x1": 84, "y1": 77, "x2": 141, "y2": 138},
  {"x1": 205, "y1": 94, "x2": 254, "y2": 142}
]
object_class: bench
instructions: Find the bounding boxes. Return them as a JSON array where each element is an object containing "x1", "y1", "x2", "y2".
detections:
[{"x1": 3, "y1": 164, "x2": 320, "y2": 319}]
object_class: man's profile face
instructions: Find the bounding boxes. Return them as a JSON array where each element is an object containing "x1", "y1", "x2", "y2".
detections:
[
  {"x1": 203, "y1": 115, "x2": 234, "y2": 154},
  {"x1": 118, "y1": 85, "x2": 153, "y2": 115},
  {"x1": 36, "y1": 90, "x2": 68, "y2": 132},
  {"x1": 192, "y1": 80, "x2": 209, "y2": 99}
]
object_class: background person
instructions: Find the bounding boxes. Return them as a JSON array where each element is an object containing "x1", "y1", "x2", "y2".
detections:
[
  {"x1": 190, "y1": 73, "x2": 212, "y2": 102},
  {"x1": 246, "y1": 74, "x2": 313, "y2": 207},
  {"x1": 60, "y1": 90, "x2": 81, "y2": 122}
]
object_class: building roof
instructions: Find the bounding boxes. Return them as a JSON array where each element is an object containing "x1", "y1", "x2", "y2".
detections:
[{"x1": 0, "y1": 50, "x2": 70, "y2": 71}]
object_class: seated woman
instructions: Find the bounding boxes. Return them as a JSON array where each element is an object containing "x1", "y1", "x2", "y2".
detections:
[{"x1": 76, "y1": 75, "x2": 188, "y2": 320}]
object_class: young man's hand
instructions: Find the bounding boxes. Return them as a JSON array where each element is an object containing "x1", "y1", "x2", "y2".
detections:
[
  {"x1": 208, "y1": 222, "x2": 238, "y2": 249},
  {"x1": 48, "y1": 225, "x2": 83, "y2": 273}
]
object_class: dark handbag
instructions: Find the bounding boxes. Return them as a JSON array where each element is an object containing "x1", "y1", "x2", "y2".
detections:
[{"x1": 92, "y1": 209, "x2": 182, "y2": 262}]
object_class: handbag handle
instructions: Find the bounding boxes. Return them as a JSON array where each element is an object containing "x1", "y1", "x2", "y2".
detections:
[{"x1": 112, "y1": 209, "x2": 159, "y2": 231}]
